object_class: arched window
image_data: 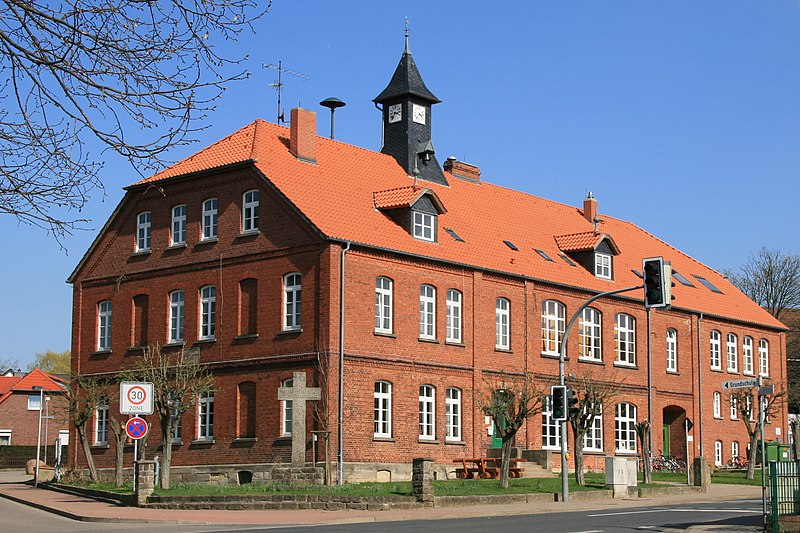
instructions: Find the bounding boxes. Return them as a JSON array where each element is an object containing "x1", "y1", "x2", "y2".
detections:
[
  {"x1": 283, "y1": 273, "x2": 301, "y2": 331},
  {"x1": 579, "y1": 307, "x2": 602, "y2": 361},
  {"x1": 541, "y1": 300, "x2": 565, "y2": 356},
  {"x1": 713, "y1": 391, "x2": 721, "y2": 418},
  {"x1": 615, "y1": 403, "x2": 637, "y2": 453},
  {"x1": 759, "y1": 339, "x2": 769, "y2": 377},
  {"x1": 445, "y1": 387, "x2": 462, "y2": 442},
  {"x1": 136, "y1": 211, "x2": 151, "y2": 252},
  {"x1": 374, "y1": 381, "x2": 392, "y2": 438},
  {"x1": 418, "y1": 385, "x2": 435, "y2": 440},
  {"x1": 237, "y1": 382, "x2": 256, "y2": 438},
  {"x1": 281, "y1": 378, "x2": 293, "y2": 436},
  {"x1": 727, "y1": 333, "x2": 738, "y2": 373},
  {"x1": 446, "y1": 290, "x2": 462, "y2": 343},
  {"x1": 168, "y1": 290, "x2": 185, "y2": 343},
  {"x1": 614, "y1": 314, "x2": 636, "y2": 366},
  {"x1": 171, "y1": 204, "x2": 186, "y2": 246},
  {"x1": 743, "y1": 336, "x2": 754, "y2": 375},
  {"x1": 199, "y1": 285, "x2": 216, "y2": 339},
  {"x1": 201, "y1": 198, "x2": 218, "y2": 240},
  {"x1": 710, "y1": 330, "x2": 721, "y2": 370},
  {"x1": 419, "y1": 285, "x2": 436, "y2": 340},
  {"x1": 97, "y1": 300, "x2": 112, "y2": 351},
  {"x1": 666, "y1": 328, "x2": 677, "y2": 372},
  {"x1": 375, "y1": 277, "x2": 393, "y2": 334},
  {"x1": 496, "y1": 298, "x2": 510, "y2": 350},
  {"x1": 242, "y1": 189, "x2": 260, "y2": 233},
  {"x1": 132, "y1": 294, "x2": 149, "y2": 348},
  {"x1": 714, "y1": 440, "x2": 723, "y2": 466}
]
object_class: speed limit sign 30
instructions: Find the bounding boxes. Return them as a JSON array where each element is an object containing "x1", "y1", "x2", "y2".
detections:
[{"x1": 120, "y1": 382, "x2": 154, "y2": 415}]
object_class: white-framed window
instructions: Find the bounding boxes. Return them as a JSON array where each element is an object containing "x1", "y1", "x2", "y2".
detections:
[
  {"x1": 496, "y1": 297, "x2": 510, "y2": 350},
  {"x1": 714, "y1": 440, "x2": 723, "y2": 466},
  {"x1": 541, "y1": 300, "x2": 565, "y2": 356},
  {"x1": 199, "y1": 285, "x2": 216, "y2": 340},
  {"x1": 95, "y1": 396, "x2": 109, "y2": 444},
  {"x1": 583, "y1": 405, "x2": 604, "y2": 452},
  {"x1": 615, "y1": 402, "x2": 637, "y2": 453},
  {"x1": 412, "y1": 211, "x2": 435, "y2": 241},
  {"x1": 283, "y1": 273, "x2": 302, "y2": 331},
  {"x1": 197, "y1": 391, "x2": 214, "y2": 440},
  {"x1": 171, "y1": 406, "x2": 182, "y2": 443},
  {"x1": 171, "y1": 205, "x2": 186, "y2": 246},
  {"x1": 746, "y1": 395, "x2": 755, "y2": 422},
  {"x1": 732, "y1": 441, "x2": 740, "y2": 461},
  {"x1": 374, "y1": 381, "x2": 392, "y2": 438},
  {"x1": 743, "y1": 336, "x2": 754, "y2": 375},
  {"x1": 418, "y1": 385, "x2": 435, "y2": 440},
  {"x1": 136, "y1": 211, "x2": 152, "y2": 252},
  {"x1": 27, "y1": 394, "x2": 42, "y2": 411},
  {"x1": 169, "y1": 290, "x2": 185, "y2": 343},
  {"x1": 375, "y1": 277, "x2": 393, "y2": 334},
  {"x1": 242, "y1": 189, "x2": 260, "y2": 233},
  {"x1": 0, "y1": 429, "x2": 10, "y2": 445},
  {"x1": 710, "y1": 330, "x2": 721, "y2": 370},
  {"x1": 727, "y1": 333, "x2": 738, "y2": 373},
  {"x1": 759, "y1": 339, "x2": 769, "y2": 377},
  {"x1": 730, "y1": 394, "x2": 738, "y2": 419},
  {"x1": 614, "y1": 313, "x2": 636, "y2": 366},
  {"x1": 202, "y1": 198, "x2": 218, "y2": 240},
  {"x1": 446, "y1": 289, "x2": 462, "y2": 343},
  {"x1": 666, "y1": 328, "x2": 678, "y2": 372},
  {"x1": 579, "y1": 307, "x2": 602, "y2": 361},
  {"x1": 97, "y1": 300, "x2": 112, "y2": 351},
  {"x1": 595, "y1": 252, "x2": 612, "y2": 279},
  {"x1": 445, "y1": 387, "x2": 462, "y2": 442},
  {"x1": 419, "y1": 285, "x2": 436, "y2": 340},
  {"x1": 713, "y1": 391, "x2": 721, "y2": 418},
  {"x1": 281, "y1": 378, "x2": 293, "y2": 436},
  {"x1": 542, "y1": 396, "x2": 563, "y2": 450}
]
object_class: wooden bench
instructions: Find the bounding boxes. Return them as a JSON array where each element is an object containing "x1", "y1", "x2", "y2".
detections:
[{"x1": 454, "y1": 458, "x2": 526, "y2": 479}]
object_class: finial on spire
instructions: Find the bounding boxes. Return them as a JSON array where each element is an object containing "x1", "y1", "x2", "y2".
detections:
[{"x1": 404, "y1": 17, "x2": 410, "y2": 54}]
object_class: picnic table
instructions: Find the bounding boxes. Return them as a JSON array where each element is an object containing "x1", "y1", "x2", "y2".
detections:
[{"x1": 453, "y1": 457, "x2": 525, "y2": 479}]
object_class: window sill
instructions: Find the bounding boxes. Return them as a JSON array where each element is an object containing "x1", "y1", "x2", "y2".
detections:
[
  {"x1": 372, "y1": 437, "x2": 395, "y2": 442},
  {"x1": 276, "y1": 435, "x2": 291, "y2": 441},
  {"x1": 132, "y1": 249, "x2": 151, "y2": 256},
  {"x1": 90, "y1": 443, "x2": 109, "y2": 450},
  {"x1": 194, "y1": 338, "x2": 216, "y2": 345},
  {"x1": 164, "y1": 341, "x2": 186, "y2": 348},
  {"x1": 495, "y1": 348, "x2": 513, "y2": 354},
  {"x1": 126, "y1": 346, "x2": 147, "y2": 355},
  {"x1": 234, "y1": 333, "x2": 259, "y2": 343},
  {"x1": 578, "y1": 357, "x2": 604, "y2": 366},
  {"x1": 171, "y1": 440, "x2": 184, "y2": 446},
  {"x1": 374, "y1": 331, "x2": 396, "y2": 339},
  {"x1": 191, "y1": 439, "x2": 215, "y2": 445},
  {"x1": 418, "y1": 337, "x2": 439, "y2": 344},
  {"x1": 613, "y1": 362, "x2": 638, "y2": 370},
  {"x1": 197, "y1": 238, "x2": 218, "y2": 245},
  {"x1": 277, "y1": 328, "x2": 302, "y2": 336},
  {"x1": 237, "y1": 230, "x2": 260, "y2": 238},
  {"x1": 418, "y1": 438, "x2": 439, "y2": 444},
  {"x1": 666, "y1": 370, "x2": 679, "y2": 375},
  {"x1": 445, "y1": 341, "x2": 465, "y2": 347},
  {"x1": 540, "y1": 352, "x2": 562, "y2": 360},
  {"x1": 445, "y1": 440, "x2": 466, "y2": 445},
  {"x1": 91, "y1": 349, "x2": 112, "y2": 357},
  {"x1": 167, "y1": 243, "x2": 187, "y2": 250},
  {"x1": 727, "y1": 370, "x2": 740, "y2": 375},
  {"x1": 232, "y1": 438, "x2": 257, "y2": 446},
  {"x1": 613, "y1": 451, "x2": 637, "y2": 456},
  {"x1": 710, "y1": 367, "x2": 724, "y2": 373}
]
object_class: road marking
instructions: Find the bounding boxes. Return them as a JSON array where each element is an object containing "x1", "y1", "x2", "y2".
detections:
[{"x1": 588, "y1": 508, "x2": 761, "y2": 517}]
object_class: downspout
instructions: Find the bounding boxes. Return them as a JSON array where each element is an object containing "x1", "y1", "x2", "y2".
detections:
[
  {"x1": 697, "y1": 312, "x2": 704, "y2": 458},
  {"x1": 337, "y1": 241, "x2": 351, "y2": 485}
]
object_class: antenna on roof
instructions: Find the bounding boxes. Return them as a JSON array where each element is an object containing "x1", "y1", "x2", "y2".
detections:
[{"x1": 262, "y1": 61, "x2": 310, "y2": 125}]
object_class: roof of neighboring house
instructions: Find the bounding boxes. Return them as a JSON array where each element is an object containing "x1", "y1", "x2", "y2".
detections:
[{"x1": 0, "y1": 369, "x2": 67, "y2": 405}]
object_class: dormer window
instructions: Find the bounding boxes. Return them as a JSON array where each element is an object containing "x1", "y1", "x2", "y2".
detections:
[
  {"x1": 595, "y1": 252, "x2": 612, "y2": 279},
  {"x1": 373, "y1": 186, "x2": 446, "y2": 243},
  {"x1": 413, "y1": 211, "x2": 435, "y2": 241},
  {"x1": 555, "y1": 231, "x2": 620, "y2": 280}
]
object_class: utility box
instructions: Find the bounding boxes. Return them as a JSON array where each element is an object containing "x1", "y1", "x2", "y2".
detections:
[
  {"x1": 605, "y1": 456, "x2": 637, "y2": 498},
  {"x1": 765, "y1": 441, "x2": 791, "y2": 462}
]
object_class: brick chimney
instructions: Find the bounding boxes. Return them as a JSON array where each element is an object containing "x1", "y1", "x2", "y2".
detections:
[
  {"x1": 290, "y1": 107, "x2": 317, "y2": 163},
  {"x1": 583, "y1": 192, "x2": 597, "y2": 223},
  {"x1": 443, "y1": 156, "x2": 480, "y2": 183}
]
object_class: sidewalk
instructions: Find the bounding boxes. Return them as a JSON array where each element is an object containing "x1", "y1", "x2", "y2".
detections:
[{"x1": 0, "y1": 470, "x2": 763, "y2": 529}]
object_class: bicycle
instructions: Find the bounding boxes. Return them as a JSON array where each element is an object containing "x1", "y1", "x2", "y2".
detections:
[{"x1": 726, "y1": 455, "x2": 749, "y2": 470}]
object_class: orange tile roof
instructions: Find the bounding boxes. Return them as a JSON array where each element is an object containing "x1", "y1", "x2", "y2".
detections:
[
  {"x1": 373, "y1": 186, "x2": 423, "y2": 210},
  {"x1": 555, "y1": 232, "x2": 604, "y2": 252},
  {"x1": 131, "y1": 119, "x2": 786, "y2": 331}
]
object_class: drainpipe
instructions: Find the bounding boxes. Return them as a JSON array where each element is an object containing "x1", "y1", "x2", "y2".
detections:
[
  {"x1": 337, "y1": 241, "x2": 351, "y2": 485},
  {"x1": 697, "y1": 312, "x2": 704, "y2": 458}
]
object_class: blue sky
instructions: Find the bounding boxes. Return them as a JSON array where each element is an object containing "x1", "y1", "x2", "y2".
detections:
[{"x1": 2, "y1": 1, "x2": 798, "y2": 369}]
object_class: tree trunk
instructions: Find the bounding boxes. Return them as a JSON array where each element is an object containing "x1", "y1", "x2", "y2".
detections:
[
  {"x1": 109, "y1": 418, "x2": 126, "y2": 487},
  {"x1": 747, "y1": 431, "x2": 759, "y2": 480},
  {"x1": 76, "y1": 425, "x2": 98, "y2": 483},
  {"x1": 572, "y1": 428, "x2": 586, "y2": 486},
  {"x1": 791, "y1": 419, "x2": 800, "y2": 461},
  {"x1": 160, "y1": 417, "x2": 174, "y2": 489},
  {"x1": 500, "y1": 436, "x2": 513, "y2": 488}
]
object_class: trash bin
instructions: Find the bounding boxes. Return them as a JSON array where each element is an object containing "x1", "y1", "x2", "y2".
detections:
[{"x1": 762, "y1": 441, "x2": 791, "y2": 462}]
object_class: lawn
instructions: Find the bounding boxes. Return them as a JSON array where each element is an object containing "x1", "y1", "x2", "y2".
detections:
[{"x1": 712, "y1": 469, "x2": 764, "y2": 486}]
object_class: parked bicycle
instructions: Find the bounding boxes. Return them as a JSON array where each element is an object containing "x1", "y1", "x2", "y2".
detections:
[
  {"x1": 725, "y1": 455, "x2": 749, "y2": 470},
  {"x1": 651, "y1": 451, "x2": 687, "y2": 473}
]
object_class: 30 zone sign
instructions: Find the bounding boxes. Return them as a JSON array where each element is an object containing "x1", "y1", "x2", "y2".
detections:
[{"x1": 120, "y1": 382, "x2": 154, "y2": 415}]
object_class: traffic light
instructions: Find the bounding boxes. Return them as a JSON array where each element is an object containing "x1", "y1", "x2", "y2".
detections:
[
  {"x1": 567, "y1": 386, "x2": 580, "y2": 418},
  {"x1": 551, "y1": 385, "x2": 567, "y2": 421},
  {"x1": 643, "y1": 257, "x2": 672, "y2": 309}
]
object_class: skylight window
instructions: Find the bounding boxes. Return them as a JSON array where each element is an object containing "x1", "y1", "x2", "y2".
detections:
[
  {"x1": 672, "y1": 270, "x2": 695, "y2": 287},
  {"x1": 535, "y1": 249, "x2": 554, "y2": 262},
  {"x1": 693, "y1": 275, "x2": 723, "y2": 294},
  {"x1": 503, "y1": 240, "x2": 518, "y2": 251},
  {"x1": 559, "y1": 254, "x2": 576, "y2": 267},
  {"x1": 444, "y1": 227, "x2": 464, "y2": 242}
]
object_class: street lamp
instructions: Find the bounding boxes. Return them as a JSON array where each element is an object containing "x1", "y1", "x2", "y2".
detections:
[
  {"x1": 32, "y1": 386, "x2": 43, "y2": 487},
  {"x1": 43, "y1": 397, "x2": 51, "y2": 466}
]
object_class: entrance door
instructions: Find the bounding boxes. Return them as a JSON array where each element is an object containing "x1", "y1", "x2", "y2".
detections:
[
  {"x1": 663, "y1": 424, "x2": 670, "y2": 456},
  {"x1": 492, "y1": 421, "x2": 503, "y2": 448}
]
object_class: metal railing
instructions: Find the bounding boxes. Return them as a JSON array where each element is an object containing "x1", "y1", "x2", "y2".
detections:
[{"x1": 768, "y1": 461, "x2": 800, "y2": 532}]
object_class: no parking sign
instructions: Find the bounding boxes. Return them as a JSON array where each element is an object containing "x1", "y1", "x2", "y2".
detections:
[{"x1": 125, "y1": 417, "x2": 149, "y2": 440}]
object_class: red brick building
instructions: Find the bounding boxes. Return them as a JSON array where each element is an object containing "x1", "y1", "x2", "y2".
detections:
[
  {"x1": 0, "y1": 369, "x2": 69, "y2": 451},
  {"x1": 68, "y1": 44, "x2": 788, "y2": 482}
]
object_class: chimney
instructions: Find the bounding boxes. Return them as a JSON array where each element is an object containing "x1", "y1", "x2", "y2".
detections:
[
  {"x1": 443, "y1": 156, "x2": 481, "y2": 183},
  {"x1": 583, "y1": 192, "x2": 598, "y2": 224},
  {"x1": 290, "y1": 107, "x2": 317, "y2": 164}
]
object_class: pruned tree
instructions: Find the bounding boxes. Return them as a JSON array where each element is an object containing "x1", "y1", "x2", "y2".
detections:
[
  {"x1": 567, "y1": 373, "x2": 623, "y2": 485},
  {"x1": 0, "y1": 0, "x2": 270, "y2": 241},
  {"x1": 66, "y1": 374, "x2": 107, "y2": 482},
  {"x1": 121, "y1": 345, "x2": 213, "y2": 489},
  {"x1": 310, "y1": 352, "x2": 332, "y2": 485},
  {"x1": 480, "y1": 373, "x2": 546, "y2": 488},
  {"x1": 28, "y1": 350, "x2": 71, "y2": 375},
  {"x1": 730, "y1": 385, "x2": 785, "y2": 480},
  {"x1": 635, "y1": 421, "x2": 652, "y2": 484},
  {"x1": 108, "y1": 416, "x2": 127, "y2": 488},
  {"x1": 726, "y1": 248, "x2": 800, "y2": 322}
]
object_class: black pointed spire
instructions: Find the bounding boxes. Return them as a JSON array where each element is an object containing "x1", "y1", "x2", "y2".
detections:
[{"x1": 373, "y1": 26, "x2": 440, "y2": 105}]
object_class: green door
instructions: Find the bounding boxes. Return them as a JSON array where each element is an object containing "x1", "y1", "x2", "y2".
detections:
[
  {"x1": 663, "y1": 424, "x2": 670, "y2": 456},
  {"x1": 492, "y1": 420, "x2": 503, "y2": 449}
]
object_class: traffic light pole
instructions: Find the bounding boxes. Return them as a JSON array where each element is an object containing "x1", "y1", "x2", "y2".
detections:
[{"x1": 558, "y1": 284, "x2": 643, "y2": 503}]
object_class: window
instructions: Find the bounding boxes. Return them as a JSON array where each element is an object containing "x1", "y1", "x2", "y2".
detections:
[
  {"x1": 169, "y1": 290, "x2": 185, "y2": 343},
  {"x1": 283, "y1": 273, "x2": 302, "y2": 331},
  {"x1": 743, "y1": 336, "x2": 754, "y2": 375},
  {"x1": 171, "y1": 406, "x2": 182, "y2": 443},
  {"x1": 239, "y1": 279, "x2": 257, "y2": 336},
  {"x1": 136, "y1": 211, "x2": 151, "y2": 252},
  {"x1": 0, "y1": 430, "x2": 10, "y2": 445},
  {"x1": 419, "y1": 285, "x2": 436, "y2": 340},
  {"x1": 199, "y1": 285, "x2": 216, "y2": 340},
  {"x1": 614, "y1": 313, "x2": 636, "y2": 366},
  {"x1": 198, "y1": 391, "x2": 214, "y2": 440},
  {"x1": 615, "y1": 403, "x2": 637, "y2": 453},
  {"x1": 746, "y1": 395, "x2": 755, "y2": 422},
  {"x1": 666, "y1": 329, "x2": 678, "y2": 373},
  {"x1": 95, "y1": 397, "x2": 109, "y2": 445},
  {"x1": 413, "y1": 211, "x2": 435, "y2": 241},
  {"x1": 714, "y1": 440, "x2": 723, "y2": 466},
  {"x1": 727, "y1": 333, "x2": 738, "y2": 373},
  {"x1": 418, "y1": 385, "x2": 435, "y2": 440},
  {"x1": 695, "y1": 275, "x2": 723, "y2": 294},
  {"x1": 595, "y1": 252, "x2": 612, "y2": 279},
  {"x1": 730, "y1": 394, "x2": 738, "y2": 419},
  {"x1": 237, "y1": 382, "x2": 256, "y2": 439},
  {"x1": 759, "y1": 339, "x2": 769, "y2": 377},
  {"x1": 28, "y1": 394, "x2": 42, "y2": 411},
  {"x1": 446, "y1": 289, "x2": 462, "y2": 343},
  {"x1": 281, "y1": 378, "x2": 293, "y2": 436},
  {"x1": 374, "y1": 381, "x2": 392, "y2": 438},
  {"x1": 202, "y1": 198, "x2": 218, "y2": 240},
  {"x1": 242, "y1": 190, "x2": 260, "y2": 233},
  {"x1": 713, "y1": 391, "x2": 721, "y2": 418},
  {"x1": 171, "y1": 205, "x2": 186, "y2": 246},
  {"x1": 375, "y1": 277, "x2": 393, "y2": 334},
  {"x1": 97, "y1": 300, "x2": 112, "y2": 351},
  {"x1": 541, "y1": 300, "x2": 565, "y2": 356},
  {"x1": 584, "y1": 405, "x2": 604, "y2": 452},
  {"x1": 710, "y1": 330, "x2": 721, "y2": 370},
  {"x1": 579, "y1": 307, "x2": 602, "y2": 361},
  {"x1": 132, "y1": 294, "x2": 149, "y2": 347},
  {"x1": 732, "y1": 441, "x2": 740, "y2": 462},
  {"x1": 541, "y1": 398, "x2": 563, "y2": 450},
  {"x1": 496, "y1": 298, "x2": 510, "y2": 350},
  {"x1": 445, "y1": 387, "x2": 462, "y2": 442}
]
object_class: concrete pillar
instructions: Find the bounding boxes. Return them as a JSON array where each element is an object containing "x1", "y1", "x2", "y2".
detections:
[
  {"x1": 136, "y1": 460, "x2": 156, "y2": 506},
  {"x1": 605, "y1": 456, "x2": 638, "y2": 498},
  {"x1": 412, "y1": 458, "x2": 435, "y2": 506},
  {"x1": 691, "y1": 457, "x2": 711, "y2": 488}
]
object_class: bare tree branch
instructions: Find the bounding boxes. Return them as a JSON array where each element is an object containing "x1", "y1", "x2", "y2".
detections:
[{"x1": 726, "y1": 247, "x2": 800, "y2": 322}]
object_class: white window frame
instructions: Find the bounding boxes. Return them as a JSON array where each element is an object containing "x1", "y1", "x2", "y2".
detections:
[
  {"x1": 97, "y1": 300, "x2": 112, "y2": 351},
  {"x1": 95, "y1": 397, "x2": 109, "y2": 445},
  {"x1": 666, "y1": 328, "x2": 678, "y2": 373},
  {"x1": 412, "y1": 211, "x2": 435, "y2": 241},
  {"x1": 496, "y1": 297, "x2": 510, "y2": 350},
  {"x1": 615, "y1": 402, "x2": 637, "y2": 453},
  {"x1": 374, "y1": 381, "x2": 392, "y2": 438},
  {"x1": 375, "y1": 277, "x2": 393, "y2": 334},
  {"x1": 281, "y1": 378, "x2": 293, "y2": 436},
  {"x1": 732, "y1": 441, "x2": 739, "y2": 462},
  {"x1": 614, "y1": 313, "x2": 636, "y2": 366},
  {"x1": 713, "y1": 391, "x2": 721, "y2": 418},
  {"x1": 759, "y1": 339, "x2": 769, "y2": 377},
  {"x1": 283, "y1": 273, "x2": 302, "y2": 331},
  {"x1": 171, "y1": 204, "x2": 186, "y2": 246},
  {"x1": 202, "y1": 198, "x2": 218, "y2": 240},
  {"x1": 197, "y1": 391, "x2": 214, "y2": 440},
  {"x1": 171, "y1": 406, "x2": 182, "y2": 443},
  {"x1": 714, "y1": 440, "x2": 723, "y2": 466},
  {"x1": 595, "y1": 252, "x2": 612, "y2": 279},
  {"x1": 419, "y1": 285, "x2": 436, "y2": 340},
  {"x1": 727, "y1": 333, "x2": 738, "y2": 373},
  {"x1": 730, "y1": 394, "x2": 738, "y2": 419},
  {"x1": 542, "y1": 396, "x2": 563, "y2": 450},
  {"x1": 418, "y1": 385, "x2": 435, "y2": 441},
  {"x1": 136, "y1": 211, "x2": 152, "y2": 252},
  {"x1": 242, "y1": 189, "x2": 260, "y2": 233},
  {"x1": 583, "y1": 405, "x2": 604, "y2": 452},
  {"x1": 169, "y1": 290, "x2": 185, "y2": 343},
  {"x1": 579, "y1": 307, "x2": 602, "y2": 361},
  {"x1": 0, "y1": 429, "x2": 10, "y2": 445},
  {"x1": 541, "y1": 300, "x2": 565, "y2": 356},
  {"x1": 743, "y1": 336, "x2": 754, "y2": 375},
  {"x1": 199, "y1": 285, "x2": 216, "y2": 340},
  {"x1": 710, "y1": 330, "x2": 721, "y2": 370},
  {"x1": 445, "y1": 387, "x2": 462, "y2": 442},
  {"x1": 27, "y1": 394, "x2": 42, "y2": 411},
  {"x1": 446, "y1": 289, "x2": 462, "y2": 344}
]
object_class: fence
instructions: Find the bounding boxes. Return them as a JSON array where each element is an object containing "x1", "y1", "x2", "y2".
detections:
[{"x1": 769, "y1": 461, "x2": 800, "y2": 532}]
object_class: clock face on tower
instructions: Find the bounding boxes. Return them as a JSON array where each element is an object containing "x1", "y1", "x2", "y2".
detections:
[
  {"x1": 388, "y1": 104, "x2": 402, "y2": 124},
  {"x1": 412, "y1": 104, "x2": 426, "y2": 125}
]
